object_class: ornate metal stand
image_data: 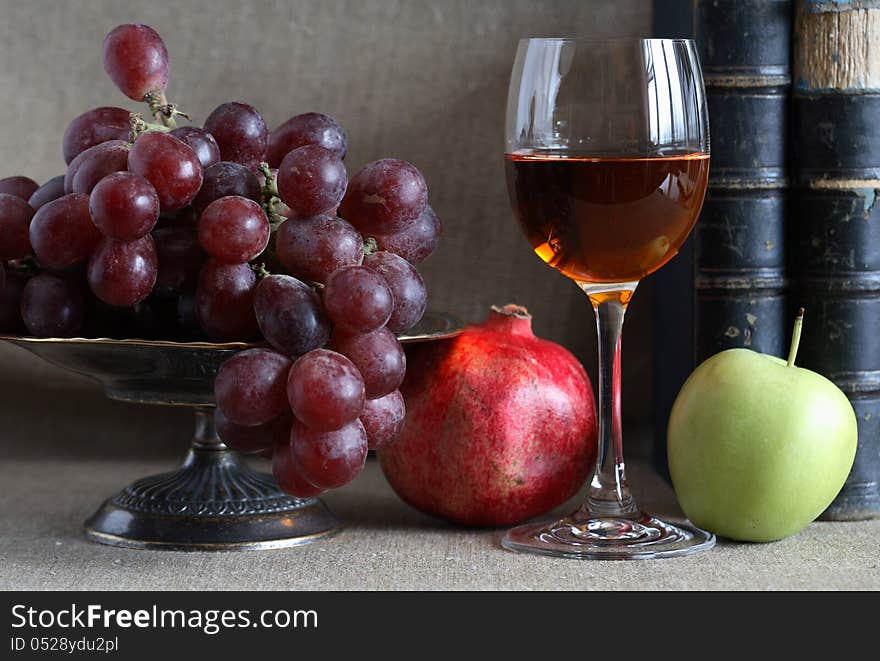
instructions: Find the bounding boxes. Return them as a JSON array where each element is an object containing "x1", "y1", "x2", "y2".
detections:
[
  {"x1": 84, "y1": 408, "x2": 341, "y2": 551},
  {"x1": 0, "y1": 312, "x2": 461, "y2": 551}
]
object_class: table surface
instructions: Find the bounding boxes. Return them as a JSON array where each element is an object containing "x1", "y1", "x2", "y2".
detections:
[{"x1": 2, "y1": 438, "x2": 878, "y2": 591}]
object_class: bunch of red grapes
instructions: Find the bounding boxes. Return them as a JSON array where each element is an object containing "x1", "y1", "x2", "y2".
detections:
[{"x1": 0, "y1": 24, "x2": 441, "y2": 496}]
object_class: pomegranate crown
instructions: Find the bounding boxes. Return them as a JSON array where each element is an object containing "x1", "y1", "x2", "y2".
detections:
[{"x1": 490, "y1": 304, "x2": 531, "y2": 320}]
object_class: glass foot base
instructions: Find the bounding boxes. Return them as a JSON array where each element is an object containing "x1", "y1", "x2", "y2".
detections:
[{"x1": 502, "y1": 510, "x2": 715, "y2": 560}]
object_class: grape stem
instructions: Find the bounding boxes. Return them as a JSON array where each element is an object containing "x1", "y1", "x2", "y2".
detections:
[
  {"x1": 258, "y1": 162, "x2": 279, "y2": 198},
  {"x1": 128, "y1": 113, "x2": 172, "y2": 142},
  {"x1": 267, "y1": 204, "x2": 286, "y2": 232},
  {"x1": 787, "y1": 307, "x2": 805, "y2": 367},
  {"x1": 258, "y1": 162, "x2": 286, "y2": 231},
  {"x1": 144, "y1": 90, "x2": 190, "y2": 129},
  {"x1": 251, "y1": 262, "x2": 271, "y2": 279},
  {"x1": 363, "y1": 237, "x2": 379, "y2": 256}
]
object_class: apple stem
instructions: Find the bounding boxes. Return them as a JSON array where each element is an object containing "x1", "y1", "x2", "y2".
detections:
[{"x1": 787, "y1": 308, "x2": 805, "y2": 367}]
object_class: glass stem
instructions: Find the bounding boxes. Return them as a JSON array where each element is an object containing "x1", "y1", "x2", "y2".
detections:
[{"x1": 581, "y1": 285, "x2": 638, "y2": 518}]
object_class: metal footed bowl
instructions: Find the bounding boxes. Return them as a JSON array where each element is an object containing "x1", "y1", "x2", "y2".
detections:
[{"x1": 0, "y1": 312, "x2": 462, "y2": 551}]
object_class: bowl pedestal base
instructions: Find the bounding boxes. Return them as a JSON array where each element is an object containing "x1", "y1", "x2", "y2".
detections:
[{"x1": 83, "y1": 408, "x2": 341, "y2": 551}]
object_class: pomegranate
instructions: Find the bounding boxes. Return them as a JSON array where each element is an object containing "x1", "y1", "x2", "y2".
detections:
[{"x1": 378, "y1": 304, "x2": 597, "y2": 527}]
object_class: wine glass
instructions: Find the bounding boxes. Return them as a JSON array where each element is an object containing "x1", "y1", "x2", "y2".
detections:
[{"x1": 502, "y1": 38, "x2": 715, "y2": 559}]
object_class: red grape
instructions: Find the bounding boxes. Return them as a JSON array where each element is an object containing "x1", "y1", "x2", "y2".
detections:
[
  {"x1": 64, "y1": 140, "x2": 129, "y2": 194},
  {"x1": 62, "y1": 107, "x2": 131, "y2": 164},
  {"x1": 128, "y1": 131, "x2": 204, "y2": 212},
  {"x1": 339, "y1": 159, "x2": 427, "y2": 234},
  {"x1": 363, "y1": 251, "x2": 426, "y2": 332},
  {"x1": 216, "y1": 408, "x2": 291, "y2": 455},
  {"x1": 276, "y1": 214, "x2": 362, "y2": 284},
  {"x1": 87, "y1": 235, "x2": 158, "y2": 307},
  {"x1": 152, "y1": 225, "x2": 204, "y2": 296},
  {"x1": 89, "y1": 172, "x2": 159, "y2": 240},
  {"x1": 272, "y1": 434, "x2": 324, "y2": 498},
  {"x1": 198, "y1": 196, "x2": 269, "y2": 263},
  {"x1": 195, "y1": 260, "x2": 259, "y2": 340},
  {"x1": 0, "y1": 176, "x2": 38, "y2": 201},
  {"x1": 374, "y1": 204, "x2": 441, "y2": 264},
  {"x1": 253, "y1": 274, "x2": 330, "y2": 356},
  {"x1": 290, "y1": 418, "x2": 368, "y2": 489},
  {"x1": 360, "y1": 390, "x2": 405, "y2": 450},
  {"x1": 0, "y1": 193, "x2": 35, "y2": 260},
  {"x1": 267, "y1": 112, "x2": 347, "y2": 167},
  {"x1": 21, "y1": 273, "x2": 84, "y2": 337},
  {"x1": 0, "y1": 270, "x2": 27, "y2": 333},
  {"x1": 0, "y1": 263, "x2": 4, "y2": 291},
  {"x1": 323, "y1": 265, "x2": 393, "y2": 333},
  {"x1": 191, "y1": 161, "x2": 262, "y2": 218},
  {"x1": 70, "y1": 142, "x2": 131, "y2": 195},
  {"x1": 102, "y1": 24, "x2": 169, "y2": 101},
  {"x1": 204, "y1": 102, "x2": 267, "y2": 171},
  {"x1": 331, "y1": 328, "x2": 405, "y2": 399},
  {"x1": 215, "y1": 348, "x2": 292, "y2": 427},
  {"x1": 170, "y1": 127, "x2": 221, "y2": 169},
  {"x1": 287, "y1": 349, "x2": 365, "y2": 431},
  {"x1": 27, "y1": 175, "x2": 66, "y2": 210},
  {"x1": 30, "y1": 193, "x2": 101, "y2": 270},
  {"x1": 277, "y1": 145, "x2": 347, "y2": 218}
]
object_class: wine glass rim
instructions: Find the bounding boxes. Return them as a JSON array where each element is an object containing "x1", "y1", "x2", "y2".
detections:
[{"x1": 518, "y1": 37, "x2": 694, "y2": 45}]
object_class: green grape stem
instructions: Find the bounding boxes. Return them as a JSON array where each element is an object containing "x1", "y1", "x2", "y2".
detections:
[
  {"x1": 258, "y1": 162, "x2": 280, "y2": 198},
  {"x1": 267, "y1": 204, "x2": 286, "y2": 232},
  {"x1": 144, "y1": 89, "x2": 190, "y2": 129},
  {"x1": 128, "y1": 113, "x2": 172, "y2": 143},
  {"x1": 251, "y1": 262, "x2": 271, "y2": 279},
  {"x1": 258, "y1": 162, "x2": 286, "y2": 231},
  {"x1": 363, "y1": 236, "x2": 379, "y2": 256}
]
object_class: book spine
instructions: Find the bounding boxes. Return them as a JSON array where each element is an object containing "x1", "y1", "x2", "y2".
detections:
[
  {"x1": 792, "y1": 0, "x2": 880, "y2": 520},
  {"x1": 693, "y1": 0, "x2": 792, "y2": 365},
  {"x1": 651, "y1": 0, "x2": 696, "y2": 478},
  {"x1": 653, "y1": 1, "x2": 792, "y2": 478}
]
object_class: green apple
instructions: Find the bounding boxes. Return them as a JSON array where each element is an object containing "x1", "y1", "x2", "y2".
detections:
[{"x1": 667, "y1": 311, "x2": 857, "y2": 542}]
